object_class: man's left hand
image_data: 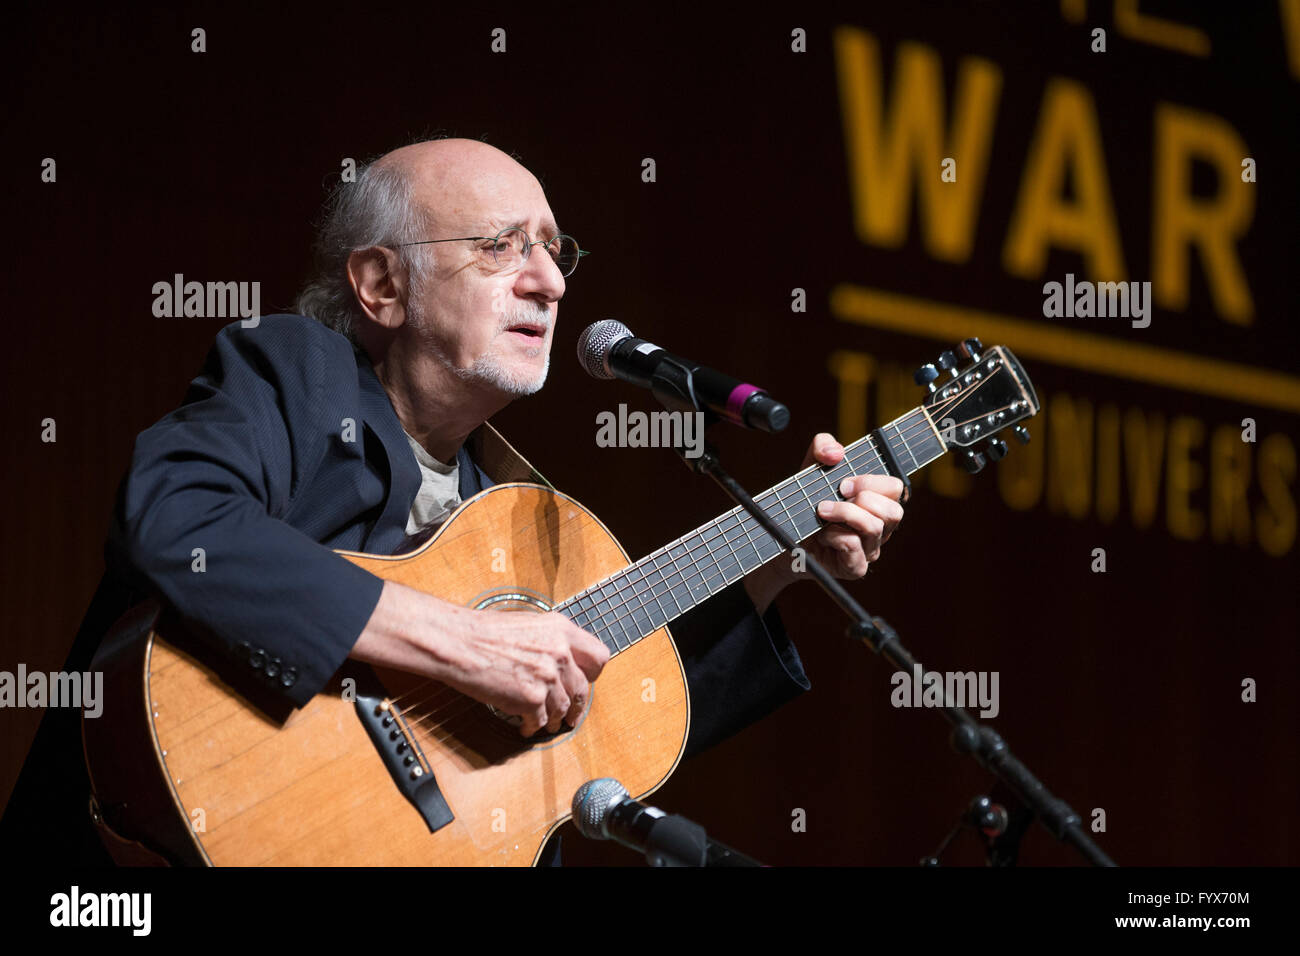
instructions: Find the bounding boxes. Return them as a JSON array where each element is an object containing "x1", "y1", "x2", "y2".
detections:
[{"x1": 742, "y1": 432, "x2": 905, "y2": 614}]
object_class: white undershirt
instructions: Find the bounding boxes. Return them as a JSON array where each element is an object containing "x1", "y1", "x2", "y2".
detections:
[{"x1": 402, "y1": 430, "x2": 461, "y2": 535}]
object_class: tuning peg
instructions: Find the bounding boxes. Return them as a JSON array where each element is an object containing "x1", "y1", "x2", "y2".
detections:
[
  {"x1": 959, "y1": 450, "x2": 986, "y2": 474},
  {"x1": 913, "y1": 364, "x2": 939, "y2": 391},
  {"x1": 956, "y1": 337, "x2": 983, "y2": 362},
  {"x1": 1013, "y1": 425, "x2": 1031, "y2": 444},
  {"x1": 937, "y1": 350, "x2": 959, "y2": 378},
  {"x1": 984, "y1": 437, "x2": 1008, "y2": 461}
]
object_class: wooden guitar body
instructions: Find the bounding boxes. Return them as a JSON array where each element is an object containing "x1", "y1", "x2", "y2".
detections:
[
  {"x1": 84, "y1": 342, "x2": 1040, "y2": 866},
  {"x1": 83, "y1": 483, "x2": 690, "y2": 866}
]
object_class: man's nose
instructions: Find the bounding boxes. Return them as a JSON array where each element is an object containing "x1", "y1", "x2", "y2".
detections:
[{"x1": 515, "y1": 246, "x2": 566, "y2": 301}]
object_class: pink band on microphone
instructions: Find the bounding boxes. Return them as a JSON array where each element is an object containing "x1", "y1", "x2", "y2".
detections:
[{"x1": 725, "y1": 384, "x2": 763, "y2": 423}]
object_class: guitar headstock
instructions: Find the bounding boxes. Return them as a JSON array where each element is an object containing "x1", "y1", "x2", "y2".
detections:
[{"x1": 914, "y1": 338, "x2": 1040, "y2": 473}]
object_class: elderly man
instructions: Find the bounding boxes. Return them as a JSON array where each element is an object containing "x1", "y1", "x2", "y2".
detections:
[
  {"x1": 305, "y1": 139, "x2": 904, "y2": 738},
  {"x1": 1, "y1": 138, "x2": 903, "y2": 865}
]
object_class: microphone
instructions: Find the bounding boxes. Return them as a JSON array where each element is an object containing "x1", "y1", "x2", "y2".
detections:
[
  {"x1": 571, "y1": 778, "x2": 763, "y2": 867},
  {"x1": 576, "y1": 320, "x2": 789, "y2": 433}
]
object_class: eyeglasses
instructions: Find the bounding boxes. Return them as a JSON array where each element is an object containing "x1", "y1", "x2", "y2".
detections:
[{"x1": 396, "y1": 227, "x2": 589, "y2": 278}]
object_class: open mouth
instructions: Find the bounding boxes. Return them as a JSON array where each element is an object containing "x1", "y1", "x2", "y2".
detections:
[{"x1": 506, "y1": 324, "x2": 547, "y2": 339}]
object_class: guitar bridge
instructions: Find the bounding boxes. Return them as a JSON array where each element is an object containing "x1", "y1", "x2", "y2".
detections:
[{"x1": 355, "y1": 694, "x2": 455, "y2": 834}]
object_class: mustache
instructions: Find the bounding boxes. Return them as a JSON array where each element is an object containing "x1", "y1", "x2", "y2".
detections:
[{"x1": 498, "y1": 305, "x2": 552, "y2": 334}]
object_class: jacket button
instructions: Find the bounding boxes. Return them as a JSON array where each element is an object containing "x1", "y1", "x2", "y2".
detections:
[
  {"x1": 248, "y1": 649, "x2": 266, "y2": 670},
  {"x1": 280, "y1": 668, "x2": 298, "y2": 688},
  {"x1": 265, "y1": 657, "x2": 281, "y2": 678},
  {"x1": 235, "y1": 641, "x2": 252, "y2": 661}
]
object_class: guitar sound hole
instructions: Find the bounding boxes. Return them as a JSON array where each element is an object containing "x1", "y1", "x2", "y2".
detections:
[
  {"x1": 471, "y1": 590, "x2": 584, "y2": 742},
  {"x1": 484, "y1": 703, "x2": 567, "y2": 742}
]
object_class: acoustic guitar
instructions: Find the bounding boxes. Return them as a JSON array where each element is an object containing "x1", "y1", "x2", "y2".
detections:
[{"x1": 82, "y1": 340, "x2": 1038, "y2": 865}]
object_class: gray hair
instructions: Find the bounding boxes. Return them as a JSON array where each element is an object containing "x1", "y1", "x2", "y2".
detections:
[{"x1": 294, "y1": 158, "x2": 433, "y2": 346}]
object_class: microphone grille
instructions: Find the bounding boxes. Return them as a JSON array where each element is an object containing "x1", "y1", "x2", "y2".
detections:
[
  {"x1": 572, "y1": 777, "x2": 629, "y2": 839},
  {"x1": 576, "y1": 320, "x2": 632, "y2": 380}
]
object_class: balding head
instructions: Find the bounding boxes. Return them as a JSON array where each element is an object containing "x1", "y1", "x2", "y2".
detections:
[
  {"x1": 295, "y1": 137, "x2": 569, "y2": 455},
  {"x1": 373, "y1": 139, "x2": 556, "y2": 250},
  {"x1": 296, "y1": 137, "x2": 563, "y2": 342}
]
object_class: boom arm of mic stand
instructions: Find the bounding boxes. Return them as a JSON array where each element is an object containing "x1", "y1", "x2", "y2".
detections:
[
  {"x1": 678, "y1": 439, "x2": 890, "y2": 649},
  {"x1": 674, "y1": 438, "x2": 1116, "y2": 868}
]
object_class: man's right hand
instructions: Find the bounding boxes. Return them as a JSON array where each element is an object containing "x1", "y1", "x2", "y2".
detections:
[
  {"x1": 432, "y1": 608, "x2": 608, "y2": 736},
  {"x1": 350, "y1": 580, "x2": 610, "y2": 737}
]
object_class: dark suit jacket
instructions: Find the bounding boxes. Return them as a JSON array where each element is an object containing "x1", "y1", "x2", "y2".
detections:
[{"x1": 1, "y1": 313, "x2": 810, "y2": 863}]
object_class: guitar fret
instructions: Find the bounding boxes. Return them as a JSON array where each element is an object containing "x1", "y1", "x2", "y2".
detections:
[
  {"x1": 743, "y1": 515, "x2": 766, "y2": 565},
  {"x1": 683, "y1": 532, "x2": 724, "y2": 599},
  {"x1": 729, "y1": 517, "x2": 764, "y2": 575},
  {"x1": 910, "y1": 412, "x2": 947, "y2": 469},
  {"x1": 634, "y1": 554, "x2": 661, "y2": 620},
  {"x1": 683, "y1": 540, "x2": 715, "y2": 604},
  {"x1": 666, "y1": 542, "x2": 695, "y2": 609},
  {"x1": 572, "y1": 593, "x2": 594, "y2": 628},
  {"x1": 667, "y1": 541, "x2": 700, "y2": 605},
  {"x1": 709, "y1": 522, "x2": 744, "y2": 581},
  {"x1": 797, "y1": 473, "x2": 825, "y2": 534},
  {"x1": 610, "y1": 566, "x2": 647, "y2": 649},
  {"x1": 694, "y1": 524, "x2": 730, "y2": 598},
  {"x1": 893, "y1": 422, "x2": 919, "y2": 473},
  {"x1": 627, "y1": 562, "x2": 660, "y2": 636},
  {"x1": 556, "y1": 401, "x2": 963, "y2": 651},
  {"x1": 826, "y1": 458, "x2": 856, "y2": 486},
  {"x1": 846, "y1": 441, "x2": 884, "y2": 476},
  {"x1": 584, "y1": 588, "x2": 623, "y2": 651},
  {"x1": 626, "y1": 558, "x2": 659, "y2": 637},
  {"x1": 626, "y1": 585, "x2": 655, "y2": 641},
  {"x1": 766, "y1": 487, "x2": 802, "y2": 553},
  {"x1": 793, "y1": 478, "x2": 824, "y2": 538},
  {"x1": 655, "y1": 554, "x2": 686, "y2": 621}
]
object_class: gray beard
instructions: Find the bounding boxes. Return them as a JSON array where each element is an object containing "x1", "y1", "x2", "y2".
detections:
[
  {"x1": 407, "y1": 296, "x2": 550, "y2": 397},
  {"x1": 452, "y1": 344, "x2": 550, "y2": 397}
]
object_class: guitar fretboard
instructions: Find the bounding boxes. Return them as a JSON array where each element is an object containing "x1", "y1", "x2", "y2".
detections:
[{"x1": 556, "y1": 407, "x2": 944, "y2": 653}]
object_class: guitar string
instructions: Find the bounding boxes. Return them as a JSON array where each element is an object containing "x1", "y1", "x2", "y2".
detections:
[
  {"x1": 400, "y1": 402, "x2": 1020, "y2": 749},
  {"x1": 393, "y1": 395, "x2": 1021, "y2": 738},
  {"x1": 385, "y1": 410, "x2": 923, "y2": 720},
  {"x1": 387, "y1": 431, "x2": 906, "y2": 727},
  {"x1": 385, "y1": 385, "x2": 1010, "y2": 722},
  {"x1": 390, "y1": 436, "x2": 907, "y2": 736},
  {"x1": 390, "y1": 445, "x2": 885, "y2": 729},
  {"x1": 424, "y1": 377, "x2": 1005, "y2": 667},
  {"x1": 397, "y1": 417, "x2": 922, "y2": 748},
  {"x1": 382, "y1": 420, "x2": 897, "y2": 712},
  {"x1": 147, "y1": 379, "x2": 1016, "y2": 782},
  {"x1": 386, "y1": 386, "x2": 1012, "y2": 722},
  {"x1": 547, "y1": 368, "x2": 1014, "y2": 646}
]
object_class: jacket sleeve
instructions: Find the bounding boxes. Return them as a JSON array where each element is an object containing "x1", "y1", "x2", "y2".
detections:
[
  {"x1": 105, "y1": 318, "x2": 384, "y2": 708},
  {"x1": 672, "y1": 581, "x2": 811, "y2": 758}
]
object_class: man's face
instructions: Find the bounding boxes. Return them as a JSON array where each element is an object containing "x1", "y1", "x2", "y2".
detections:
[{"x1": 403, "y1": 165, "x2": 566, "y2": 398}]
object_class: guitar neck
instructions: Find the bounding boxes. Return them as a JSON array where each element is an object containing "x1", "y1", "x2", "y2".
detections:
[{"x1": 556, "y1": 406, "x2": 945, "y2": 654}]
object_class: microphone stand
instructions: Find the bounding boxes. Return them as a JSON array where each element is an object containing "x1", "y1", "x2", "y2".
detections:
[{"x1": 649, "y1": 355, "x2": 1114, "y2": 866}]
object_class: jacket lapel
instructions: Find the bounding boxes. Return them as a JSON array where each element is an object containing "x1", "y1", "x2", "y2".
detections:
[
  {"x1": 456, "y1": 445, "x2": 492, "y2": 499},
  {"x1": 355, "y1": 351, "x2": 422, "y2": 553},
  {"x1": 354, "y1": 350, "x2": 549, "y2": 551}
]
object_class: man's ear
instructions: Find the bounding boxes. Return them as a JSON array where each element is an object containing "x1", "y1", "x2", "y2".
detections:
[{"x1": 347, "y1": 246, "x2": 408, "y2": 330}]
